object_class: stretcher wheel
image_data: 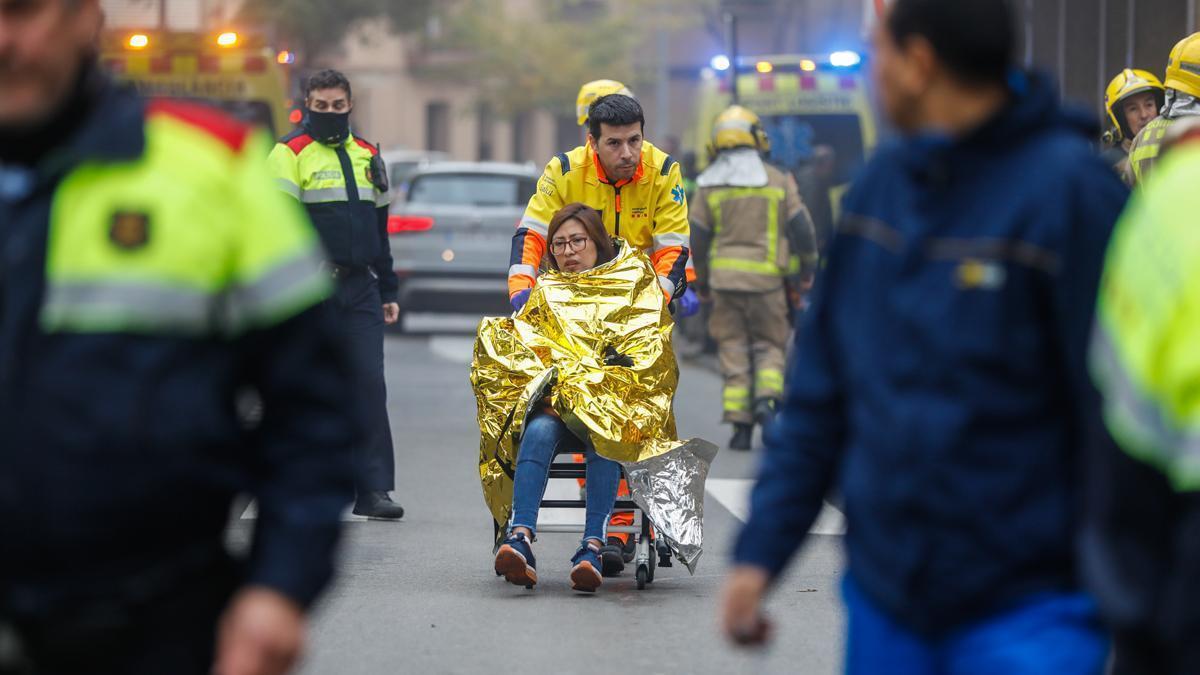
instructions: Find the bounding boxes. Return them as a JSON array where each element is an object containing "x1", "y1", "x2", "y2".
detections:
[
  {"x1": 657, "y1": 539, "x2": 673, "y2": 568},
  {"x1": 636, "y1": 566, "x2": 648, "y2": 590}
]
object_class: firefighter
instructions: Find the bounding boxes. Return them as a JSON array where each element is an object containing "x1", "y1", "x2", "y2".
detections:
[
  {"x1": 0, "y1": 1, "x2": 358, "y2": 672},
  {"x1": 508, "y1": 92, "x2": 698, "y2": 317},
  {"x1": 1101, "y1": 69, "x2": 1165, "y2": 179},
  {"x1": 1127, "y1": 32, "x2": 1200, "y2": 185},
  {"x1": 268, "y1": 69, "x2": 404, "y2": 520},
  {"x1": 1087, "y1": 118, "x2": 1200, "y2": 674},
  {"x1": 691, "y1": 105, "x2": 818, "y2": 450}
]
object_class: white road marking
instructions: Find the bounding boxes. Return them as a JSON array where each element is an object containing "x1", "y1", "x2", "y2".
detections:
[
  {"x1": 706, "y1": 478, "x2": 846, "y2": 535},
  {"x1": 537, "y1": 478, "x2": 586, "y2": 526},
  {"x1": 428, "y1": 335, "x2": 476, "y2": 364}
]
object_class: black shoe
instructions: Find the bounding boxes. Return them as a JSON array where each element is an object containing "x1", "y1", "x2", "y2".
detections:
[
  {"x1": 599, "y1": 542, "x2": 625, "y2": 577},
  {"x1": 353, "y1": 491, "x2": 405, "y2": 520},
  {"x1": 619, "y1": 534, "x2": 636, "y2": 563},
  {"x1": 753, "y1": 398, "x2": 780, "y2": 428},
  {"x1": 729, "y1": 423, "x2": 753, "y2": 450}
]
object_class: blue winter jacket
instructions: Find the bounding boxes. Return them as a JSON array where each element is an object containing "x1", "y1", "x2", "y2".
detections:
[{"x1": 733, "y1": 72, "x2": 1129, "y2": 636}]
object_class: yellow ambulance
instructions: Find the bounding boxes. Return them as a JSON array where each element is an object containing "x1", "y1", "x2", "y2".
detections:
[
  {"x1": 692, "y1": 52, "x2": 878, "y2": 215},
  {"x1": 100, "y1": 29, "x2": 295, "y2": 136}
]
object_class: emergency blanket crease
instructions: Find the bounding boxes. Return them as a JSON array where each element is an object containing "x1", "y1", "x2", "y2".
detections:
[{"x1": 471, "y1": 240, "x2": 716, "y2": 573}]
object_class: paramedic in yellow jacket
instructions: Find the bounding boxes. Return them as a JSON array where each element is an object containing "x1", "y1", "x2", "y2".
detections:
[
  {"x1": 508, "y1": 93, "x2": 698, "y2": 315},
  {"x1": 692, "y1": 105, "x2": 818, "y2": 451}
]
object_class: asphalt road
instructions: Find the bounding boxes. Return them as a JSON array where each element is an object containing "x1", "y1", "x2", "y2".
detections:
[{"x1": 236, "y1": 314, "x2": 847, "y2": 675}]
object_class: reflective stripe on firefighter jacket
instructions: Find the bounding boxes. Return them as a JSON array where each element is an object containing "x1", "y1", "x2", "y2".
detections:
[
  {"x1": 1091, "y1": 142, "x2": 1200, "y2": 491},
  {"x1": 508, "y1": 140, "x2": 693, "y2": 299},
  {"x1": 690, "y1": 163, "x2": 817, "y2": 293},
  {"x1": 267, "y1": 129, "x2": 398, "y2": 302},
  {"x1": 1127, "y1": 116, "x2": 1173, "y2": 185}
]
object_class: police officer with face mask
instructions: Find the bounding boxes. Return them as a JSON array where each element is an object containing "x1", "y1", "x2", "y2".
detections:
[{"x1": 269, "y1": 69, "x2": 404, "y2": 520}]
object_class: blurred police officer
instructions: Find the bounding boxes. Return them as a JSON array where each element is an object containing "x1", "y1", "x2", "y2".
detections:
[
  {"x1": 691, "y1": 105, "x2": 817, "y2": 450},
  {"x1": 268, "y1": 70, "x2": 404, "y2": 520},
  {"x1": 721, "y1": 0, "x2": 1128, "y2": 670},
  {"x1": 0, "y1": 1, "x2": 358, "y2": 673}
]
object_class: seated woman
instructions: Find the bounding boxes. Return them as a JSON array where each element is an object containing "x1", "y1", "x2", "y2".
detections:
[{"x1": 493, "y1": 203, "x2": 622, "y2": 593}]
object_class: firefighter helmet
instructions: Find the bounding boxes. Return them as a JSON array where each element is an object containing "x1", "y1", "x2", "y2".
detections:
[
  {"x1": 1165, "y1": 32, "x2": 1200, "y2": 99},
  {"x1": 576, "y1": 79, "x2": 635, "y2": 126},
  {"x1": 1105, "y1": 69, "x2": 1165, "y2": 141},
  {"x1": 712, "y1": 105, "x2": 770, "y2": 153}
]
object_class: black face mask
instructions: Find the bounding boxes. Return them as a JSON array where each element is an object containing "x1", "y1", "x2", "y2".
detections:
[{"x1": 306, "y1": 110, "x2": 350, "y2": 145}]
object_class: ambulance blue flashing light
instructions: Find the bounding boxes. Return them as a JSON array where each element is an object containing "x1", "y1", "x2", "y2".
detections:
[{"x1": 830, "y1": 51, "x2": 862, "y2": 68}]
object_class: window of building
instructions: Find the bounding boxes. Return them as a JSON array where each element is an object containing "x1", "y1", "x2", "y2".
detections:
[
  {"x1": 425, "y1": 101, "x2": 450, "y2": 153},
  {"x1": 477, "y1": 103, "x2": 494, "y2": 161}
]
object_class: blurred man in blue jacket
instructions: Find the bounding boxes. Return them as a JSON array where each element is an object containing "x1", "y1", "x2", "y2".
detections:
[{"x1": 719, "y1": 0, "x2": 1128, "y2": 672}]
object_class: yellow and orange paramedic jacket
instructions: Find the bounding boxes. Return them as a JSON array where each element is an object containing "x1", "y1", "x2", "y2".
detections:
[{"x1": 508, "y1": 141, "x2": 694, "y2": 300}]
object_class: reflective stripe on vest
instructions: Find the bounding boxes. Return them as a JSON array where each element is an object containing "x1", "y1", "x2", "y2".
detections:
[
  {"x1": 1130, "y1": 117, "x2": 1172, "y2": 184},
  {"x1": 42, "y1": 115, "x2": 330, "y2": 336},
  {"x1": 706, "y1": 186, "x2": 787, "y2": 276}
]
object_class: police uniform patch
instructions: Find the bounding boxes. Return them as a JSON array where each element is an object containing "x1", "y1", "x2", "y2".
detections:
[
  {"x1": 109, "y1": 211, "x2": 150, "y2": 250},
  {"x1": 955, "y1": 258, "x2": 1006, "y2": 290}
]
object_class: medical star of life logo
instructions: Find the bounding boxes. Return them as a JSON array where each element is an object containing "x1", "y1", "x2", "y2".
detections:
[{"x1": 671, "y1": 184, "x2": 685, "y2": 205}]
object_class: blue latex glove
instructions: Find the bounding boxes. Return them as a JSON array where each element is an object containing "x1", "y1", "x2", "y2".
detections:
[
  {"x1": 510, "y1": 289, "x2": 531, "y2": 312},
  {"x1": 678, "y1": 287, "x2": 701, "y2": 317}
]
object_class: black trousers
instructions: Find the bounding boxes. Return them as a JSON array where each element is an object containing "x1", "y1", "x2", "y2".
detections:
[
  {"x1": 2, "y1": 555, "x2": 238, "y2": 675},
  {"x1": 329, "y1": 269, "x2": 395, "y2": 493}
]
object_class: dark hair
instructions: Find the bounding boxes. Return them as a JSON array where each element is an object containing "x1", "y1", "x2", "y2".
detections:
[
  {"x1": 587, "y1": 94, "x2": 644, "y2": 141},
  {"x1": 305, "y1": 69, "x2": 352, "y2": 100},
  {"x1": 545, "y1": 203, "x2": 616, "y2": 271},
  {"x1": 887, "y1": 0, "x2": 1015, "y2": 85}
]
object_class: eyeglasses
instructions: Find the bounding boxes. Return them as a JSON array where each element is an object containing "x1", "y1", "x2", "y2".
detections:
[{"x1": 550, "y1": 236, "x2": 591, "y2": 255}]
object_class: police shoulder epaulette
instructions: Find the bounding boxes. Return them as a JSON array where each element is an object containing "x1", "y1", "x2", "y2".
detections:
[
  {"x1": 147, "y1": 99, "x2": 250, "y2": 152},
  {"x1": 280, "y1": 127, "x2": 314, "y2": 154},
  {"x1": 660, "y1": 155, "x2": 677, "y2": 176},
  {"x1": 352, "y1": 136, "x2": 379, "y2": 156},
  {"x1": 556, "y1": 152, "x2": 571, "y2": 175}
]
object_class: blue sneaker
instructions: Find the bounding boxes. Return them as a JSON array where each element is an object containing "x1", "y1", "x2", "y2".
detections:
[
  {"x1": 494, "y1": 533, "x2": 537, "y2": 588},
  {"x1": 569, "y1": 540, "x2": 603, "y2": 593}
]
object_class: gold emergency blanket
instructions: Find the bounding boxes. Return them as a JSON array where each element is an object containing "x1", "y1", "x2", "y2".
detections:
[{"x1": 471, "y1": 241, "x2": 716, "y2": 572}]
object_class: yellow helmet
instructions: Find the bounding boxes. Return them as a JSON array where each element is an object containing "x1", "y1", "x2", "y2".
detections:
[
  {"x1": 712, "y1": 105, "x2": 771, "y2": 153},
  {"x1": 1166, "y1": 32, "x2": 1200, "y2": 99},
  {"x1": 1104, "y1": 68, "x2": 1165, "y2": 141},
  {"x1": 576, "y1": 79, "x2": 635, "y2": 126}
]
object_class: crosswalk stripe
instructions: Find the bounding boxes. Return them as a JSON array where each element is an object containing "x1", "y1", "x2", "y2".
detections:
[
  {"x1": 428, "y1": 335, "x2": 476, "y2": 364},
  {"x1": 706, "y1": 478, "x2": 846, "y2": 535}
]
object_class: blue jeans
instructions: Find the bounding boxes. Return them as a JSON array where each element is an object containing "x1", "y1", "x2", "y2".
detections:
[
  {"x1": 509, "y1": 413, "x2": 621, "y2": 544},
  {"x1": 843, "y1": 575, "x2": 1108, "y2": 675}
]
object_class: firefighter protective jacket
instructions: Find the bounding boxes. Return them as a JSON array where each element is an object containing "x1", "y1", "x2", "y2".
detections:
[{"x1": 692, "y1": 157, "x2": 817, "y2": 293}]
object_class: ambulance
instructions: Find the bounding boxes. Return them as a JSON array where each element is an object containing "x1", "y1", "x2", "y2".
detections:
[
  {"x1": 692, "y1": 52, "x2": 879, "y2": 213},
  {"x1": 100, "y1": 29, "x2": 295, "y2": 136}
]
